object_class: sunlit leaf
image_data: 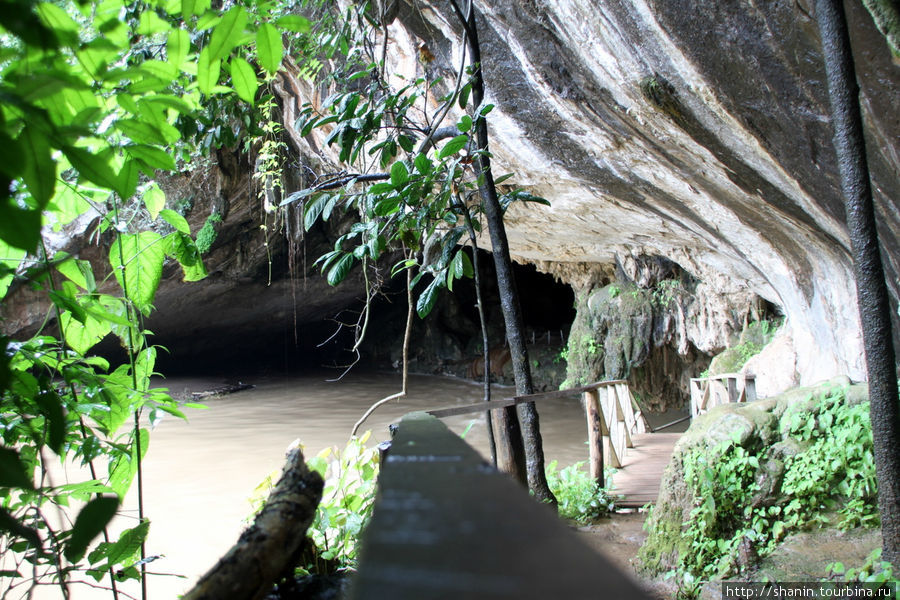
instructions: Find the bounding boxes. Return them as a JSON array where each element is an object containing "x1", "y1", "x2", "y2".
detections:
[
  {"x1": 109, "y1": 231, "x2": 165, "y2": 314},
  {"x1": 256, "y1": 23, "x2": 283, "y2": 75},
  {"x1": 19, "y1": 126, "x2": 55, "y2": 210},
  {"x1": 0, "y1": 240, "x2": 26, "y2": 299},
  {"x1": 61, "y1": 311, "x2": 112, "y2": 355},
  {"x1": 416, "y1": 273, "x2": 444, "y2": 318},
  {"x1": 62, "y1": 146, "x2": 122, "y2": 197},
  {"x1": 159, "y1": 209, "x2": 190, "y2": 234},
  {"x1": 208, "y1": 6, "x2": 247, "y2": 61},
  {"x1": 197, "y1": 46, "x2": 220, "y2": 95},
  {"x1": 229, "y1": 57, "x2": 258, "y2": 104},
  {"x1": 275, "y1": 14, "x2": 310, "y2": 33}
]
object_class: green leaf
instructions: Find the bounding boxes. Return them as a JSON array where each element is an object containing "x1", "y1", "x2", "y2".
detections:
[
  {"x1": 438, "y1": 134, "x2": 468, "y2": 159},
  {"x1": 61, "y1": 311, "x2": 112, "y2": 355},
  {"x1": 127, "y1": 145, "x2": 176, "y2": 173},
  {"x1": 414, "y1": 153, "x2": 432, "y2": 175},
  {"x1": 167, "y1": 27, "x2": 190, "y2": 68},
  {"x1": 208, "y1": 6, "x2": 247, "y2": 62},
  {"x1": 65, "y1": 496, "x2": 119, "y2": 562},
  {"x1": 303, "y1": 194, "x2": 329, "y2": 230},
  {"x1": 104, "y1": 520, "x2": 150, "y2": 568},
  {"x1": 159, "y1": 209, "x2": 190, "y2": 234},
  {"x1": 19, "y1": 126, "x2": 55, "y2": 210},
  {"x1": 0, "y1": 446, "x2": 33, "y2": 489},
  {"x1": 107, "y1": 430, "x2": 148, "y2": 497},
  {"x1": 36, "y1": 2, "x2": 80, "y2": 46},
  {"x1": 275, "y1": 14, "x2": 311, "y2": 33},
  {"x1": 166, "y1": 232, "x2": 207, "y2": 282},
  {"x1": 256, "y1": 23, "x2": 283, "y2": 75},
  {"x1": 368, "y1": 182, "x2": 395, "y2": 194},
  {"x1": 197, "y1": 46, "x2": 221, "y2": 95},
  {"x1": 0, "y1": 240, "x2": 26, "y2": 298},
  {"x1": 62, "y1": 146, "x2": 123, "y2": 197},
  {"x1": 416, "y1": 273, "x2": 444, "y2": 318},
  {"x1": 57, "y1": 257, "x2": 96, "y2": 292},
  {"x1": 109, "y1": 231, "x2": 165, "y2": 314},
  {"x1": 458, "y1": 82, "x2": 471, "y2": 109},
  {"x1": 457, "y1": 114, "x2": 473, "y2": 132},
  {"x1": 229, "y1": 57, "x2": 258, "y2": 104},
  {"x1": 326, "y1": 253, "x2": 354, "y2": 286},
  {"x1": 390, "y1": 161, "x2": 409, "y2": 187},
  {"x1": 137, "y1": 10, "x2": 171, "y2": 35}
]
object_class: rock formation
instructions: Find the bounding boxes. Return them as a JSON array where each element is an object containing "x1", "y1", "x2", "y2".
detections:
[{"x1": 3, "y1": 1, "x2": 897, "y2": 391}]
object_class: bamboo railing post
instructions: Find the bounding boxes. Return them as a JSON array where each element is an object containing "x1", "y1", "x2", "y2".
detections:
[{"x1": 583, "y1": 389, "x2": 604, "y2": 484}]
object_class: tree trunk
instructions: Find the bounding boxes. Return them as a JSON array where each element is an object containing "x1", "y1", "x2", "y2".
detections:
[
  {"x1": 815, "y1": 0, "x2": 900, "y2": 567},
  {"x1": 182, "y1": 447, "x2": 324, "y2": 600},
  {"x1": 452, "y1": 0, "x2": 556, "y2": 504}
]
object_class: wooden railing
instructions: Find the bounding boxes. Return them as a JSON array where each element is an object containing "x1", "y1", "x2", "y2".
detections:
[
  {"x1": 426, "y1": 380, "x2": 648, "y2": 486},
  {"x1": 351, "y1": 412, "x2": 653, "y2": 600},
  {"x1": 689, "y1": 373, "x2": 757, "y2": 417}
]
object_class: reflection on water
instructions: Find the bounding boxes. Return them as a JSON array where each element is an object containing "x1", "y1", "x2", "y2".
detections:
[{"x1": 36, "y1": 372, "x2": 594, "y2": 599}]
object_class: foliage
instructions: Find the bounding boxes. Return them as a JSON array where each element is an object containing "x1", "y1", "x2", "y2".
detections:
[
  {"x1": 195, "y1": 211, "x2": 222, "y2": 255},
  {"x1": 0, "y1": 0, "x2": 312, "y2": 595},
  {"x1": 303, "y1": 432, "x2": 380, "y2": 573},
  {"x1": 826, "y1": 548, "x2": 895, "y2": 583},
  {"x1": 707, "y1": 318, "x2": 781, "y2": 376},
  {"x1": 281, "y1": 3, "x2": 548, "y2": 338},
  {"x1": 672, "y1": 385, "x2": 878, "y2": 579},
  {"x1": 544, "y1": 460, "x2": 613, "y2": 524}
]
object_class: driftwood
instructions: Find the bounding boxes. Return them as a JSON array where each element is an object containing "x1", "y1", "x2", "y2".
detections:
[
  {"x1": 190, "y1": 382, "x2": 255, "y2": 400},
  {"x1": 182, "y1": 447, "x2": 324, "y2": 600}
]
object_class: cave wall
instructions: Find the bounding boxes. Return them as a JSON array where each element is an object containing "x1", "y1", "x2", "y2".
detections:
[{"x1": 365, "y1": 0, "x2": 899, "y2": 391}]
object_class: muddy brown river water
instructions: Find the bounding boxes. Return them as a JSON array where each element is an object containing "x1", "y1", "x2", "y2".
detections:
[{"x1": 29, "y1": 371, "x2": 600, "y2": 599}]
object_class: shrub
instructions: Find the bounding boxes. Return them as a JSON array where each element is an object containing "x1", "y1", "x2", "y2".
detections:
[{"x1": 545, "y1": 460, "x2": 613, "y2": 524}]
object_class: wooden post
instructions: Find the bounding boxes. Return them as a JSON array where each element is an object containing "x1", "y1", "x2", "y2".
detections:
[
  {"x1": 491, "y1": 405, "x2": 527, "y2": 486},
  {"x1": 583, "y1": 390, "x2": 604, "y2": 484}
]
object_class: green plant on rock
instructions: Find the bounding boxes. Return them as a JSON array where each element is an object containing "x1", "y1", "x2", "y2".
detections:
[
  {"x1": 826, "y1": 548, "x2": 895, "y2": 583},
  {"x1": 656, "y1": 385, "x2": 880, "y2": 580},
  {"x1": 545, "y1": 460, "x2": 613, "y2": 524}
]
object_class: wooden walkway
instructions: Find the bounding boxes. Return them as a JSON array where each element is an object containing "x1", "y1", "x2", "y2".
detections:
[{"x1": 609, "y1": 432, "x2": 681, "y2": 507}]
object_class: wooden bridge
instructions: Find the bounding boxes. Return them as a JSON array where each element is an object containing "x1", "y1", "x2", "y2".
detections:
[{"x1": 427, "y1": 380, "x2": 682, "y2": 508}]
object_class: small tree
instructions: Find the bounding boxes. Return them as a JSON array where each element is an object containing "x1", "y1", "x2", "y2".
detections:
[{"x1": 287, "y1": 0, "x2": 555, "y2": 501}]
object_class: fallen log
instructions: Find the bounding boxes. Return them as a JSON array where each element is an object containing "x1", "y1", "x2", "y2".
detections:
[
  {"x1": 182, "y1": 447, "x2": 324, "y2": 600},
  {"x1": 190, "y1": 382, "x2": 256, "y2": 400}
]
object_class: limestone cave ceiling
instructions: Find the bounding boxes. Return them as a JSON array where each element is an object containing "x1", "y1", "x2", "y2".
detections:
[
  {"x1": 3, "y1": 1, "x2": 897, "y2": 382},
  {"x1": 284, "y1": 0, "x2": 894, "y2": 385}
]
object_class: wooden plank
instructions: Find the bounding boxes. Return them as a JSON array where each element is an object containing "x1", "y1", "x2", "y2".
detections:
[
  {"x1": 609, "y1": 433, "x2": 680, "y2": 507},
  {"x1": 351, "y1": 412, "x2": 653, "y2": 600}
]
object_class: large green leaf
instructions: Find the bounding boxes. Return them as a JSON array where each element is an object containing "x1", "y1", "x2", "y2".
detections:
[
  {"x1": 326, "y1": 253, "x2": 354, "y2": 286},
  {"x1": 167, "y1": 27, "x2": 190, "y2": 68},
  {"x1": 64, "y1": 496, "x2": 119, "y2": 562},
  {"x1": 438, "y1": 134, "x2": 469, "y2": 159},
  {"x1": 109, "y1": 231, "x2": 165, "y2": 314},
  {"x1": 229, "y1": 57, "x2": 258, "y2": 104},
  {"x1": 141, "y1": 184, "x2": 166, "y2": 220},
  {"x1": 159, "y1": 208, "x2": 190, "y2": 234},
  {"x1": 390, "y1": 160, "x2": 409, "y2": 187},
  {"x1": 256, "y1": 23, "x2": 283, "y2": 75},
  {"x1": 107, "y1": 430, "x2": 148, "y2": 498},
  {"x1": 19, "y1": 126, "x2": 55, "y2": 210},
  {"x1": 60, "y1": 311, "x2": 112, "y2": 355},
  {"x1": 416, "y1": 273, "x2": 445, "y2": 318},
  {"x1": 275, "y1": 14, "x2": 310, "y2": 33},
  {"x1": 197, "y1": 46, "x2": 220, "y2": 95},
  {"x1": 127, "y1": 145, "x2": 176, "y2": 173},
  {"x1": 166, "y1": 232, "x2": 207, "y2": 282},
  {"x1": 62, "y1": 146, "x2": 123, "y2": 198},
  {"x1": 208, "y1": 6, "x2": 247, "y2": 61}
]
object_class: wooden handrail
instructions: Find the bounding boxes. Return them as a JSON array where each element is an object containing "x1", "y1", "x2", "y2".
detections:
[
  {"x1": 425, "y1": 380, "x2": 630, "y2": 419},
  {"x1": 425, "y1": 380, "x2": 649, "y2": 487}
]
